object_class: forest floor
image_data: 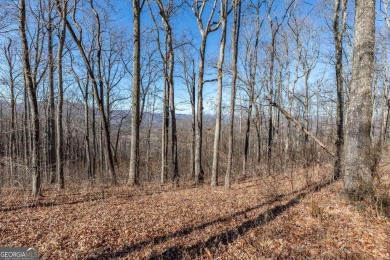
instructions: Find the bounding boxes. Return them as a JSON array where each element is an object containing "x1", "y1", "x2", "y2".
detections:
[{"x1": 0, "y1": 165, "x2": 389, "y2": 259}]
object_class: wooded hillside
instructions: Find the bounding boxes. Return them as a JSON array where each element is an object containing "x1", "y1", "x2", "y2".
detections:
[{"x1": 0, "y1": 0, "x2": 389, "y2": 258}]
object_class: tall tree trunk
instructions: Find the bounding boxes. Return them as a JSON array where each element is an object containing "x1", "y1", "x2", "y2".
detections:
[
  {"x1": 344, "y1": 0, "x2": 375, "y2": 197},
  {"x1": 150, "y1": 5, "x2": 169, "y2": 184},
  {"x1": 333, "y1": 0, "x2": 347, "y2": 180},
  {"x1": 84, "y1": 84, "x2": 93, "y2": 184},
  {"x1": 91, "y1": 2, "x2": 116, "y2": 184},
  {"x1": 242, "y1": 2, "x2": 260, "y2": 177},
  {"x1": 192, "y1": 0, "x2": 219, "y2": 185},
  {"x1": 56, "y1": 0, "x2": 67, "y2": 190},
  {"x1": 243, "y1": 85, "x2": 255, "y2": 176},
  {"x1": 267, "y1": 38, "x2": 275, "y2": 174},
  {"x1": 47, "y1": 9, "x2": 56, "y2": 184},
  {"x1": 161, "y1": 80, "x2": 169, "y2": 184},
  {"x1": 129, "y1": 0, "x2": 141, "y2": 185},
  {"x1": 92, "y1": 92, "x2": 97, "y2": 181},
  {"x1": 225, "y1": 0, "x2": 241, "y2": 188},
  {"x1": 191, "y1": 62, "x2": 196, "y2": 181},
  {"x1": 152, "y1": 0, "x2": 179, "y2": 184},
  {"x1": 195, "y1": 36, "x2": 207, "y2": 185},
  {"x1": 4, "y1": 40, "x2": 17, "y2": 182},
  {"x1": 19, "y1": 0, "x2": 41, "y2": 196},
  {"x1": 23, "y1": 84, "x2": 29, "y2": 177},
  {"x1": 211, "y1": 0, "x2": 228, "y2": 187},
  {"x1": 254, "y1": 104, "x2": 262, "y2": 164},
  {"x1": 182, "y1": 55, "x2": 196, "y2": 180},
  {"x1": 167, "y1": 30, "x2": 179, "y2": 185},
  {"x1": 146, "y1": 87, "x2": 156, "y2": 181}
]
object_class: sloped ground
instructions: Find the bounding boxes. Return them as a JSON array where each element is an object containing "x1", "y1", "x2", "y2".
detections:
[{"x1": 0, "y1": 166, "x2": 388, "y2": 259}]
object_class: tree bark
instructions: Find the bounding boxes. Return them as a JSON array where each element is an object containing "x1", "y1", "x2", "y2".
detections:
[
  {"x1": 242, "y1": 1, "x2": 260, "y2": 177},
  {"x1": 195, "y1": 36, "x2": 207, "y2": 185},
  {"x1": 161, "y1": 80, "x2": 169, "y2": 184},
  {"x1": 47, "y1": 8, "x2": 56, "y2": 184},
  {"x1": 333, "y1": 0, "x2": 347, "y2": 180},
  {"x1": 211, "y1": 0, "x2": 228, "y2": 187},
  {"x1": 167, "y1": 31, "x2": 179, "y2": 185},
  {"x1": 58, "y1": 0, "x2": 117, "y2": 185},
  {"x1": 56, "y1": 0, "x2": 67, "y2": 190},
  {"x1": 19, "y1": 0, "x2": 41, "y2": 196},
  {"x1": 225, "y1": 0, "x2": 241, "y2": 189},
  {"x1": 344, "y1": 0, "x2": 375, "y2": 197},
  {"x1": 129, "y1": 0, "x2": 141, "y2": 185},
  {"x1": 192, "y1": 0, "x2": 219, "y2": 185},
  {"x1": 4, "y1": 40, "x2": 18, "y2": 182},
  {"x1": 153, "y1": 0, "x2": 179, "y2": 185}
]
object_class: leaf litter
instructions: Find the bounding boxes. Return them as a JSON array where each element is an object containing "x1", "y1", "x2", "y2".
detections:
[{"x1": 0, "y1": 165, "x2": 388, "y2": 259}]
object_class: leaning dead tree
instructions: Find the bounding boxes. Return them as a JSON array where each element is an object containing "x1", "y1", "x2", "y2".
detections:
[{"x1": 269, "y1": 100, "x2": 335, "y2": 157}]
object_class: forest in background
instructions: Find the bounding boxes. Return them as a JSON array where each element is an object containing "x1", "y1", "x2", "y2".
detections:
[
  {"x1": 0, "y1": 0, "x2": 388, "y2": 204},
  {"x1": 1, "y1": 0, "x2": 390, "y2": 258}
]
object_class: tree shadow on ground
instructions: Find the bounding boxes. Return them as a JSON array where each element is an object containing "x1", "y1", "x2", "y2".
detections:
[
  {"x1": 0, "y1": 184, "x2": 202, "y2": 212},
  {"x1": 153, "y1": 180, "x2": 332, "y2": 260},
  {"x1": 88, "y1": 180, "x2": 333, "y2": 259}
]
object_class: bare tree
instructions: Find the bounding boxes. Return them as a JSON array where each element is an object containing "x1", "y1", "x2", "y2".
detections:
[
  {"x1": 178, "y1": 46, "x2": 196, "y2": 180},
  {"x1": 225, "y1": 0, "x2": 241, "y2": 188},
  {"x1": 70, "y1": 53, "x2": 94, "y2": 183},
  {"x1": 146, "y1": 0, "x2": 169, "y2": 184},
  {"x1": 45, "y1": 1, "x2": 56, "y2": 184},
  {"x1": 19, "y1": 0, "x2": 41, "y2": 195},
  {"x1": 2, "y1": 39, "x2": 20, "y2": 182},
  {"x1": 55, "y1": 0, "x2": 67, "y2": 190},
  {"x1": 241, "y1": 0, "x2": 262, "y2": 177},
  {"x1": 58, "y1": 0, "x2": 117, "y2": 185},
  {"x1": 344, "y1": 0, "x2": 375, "y2": 197},
  {"x1": 265, "y1": 0, "x2": 295, "y2": 174},
  {"x1": 129, "y1": 0, "x2": 143, "y2": 185},
  {"x1": 149, "y1": 0, "x2": 180, "y2": 185},
  {"x1": 211, "y1": 0, "x2": 228, "y2": 186},
  {"x1": 333, "y1": 0, "x2": 347, "y2": 180},
  {"x1": 190, "y1": 0, "x2": 220, "y2": 185}
]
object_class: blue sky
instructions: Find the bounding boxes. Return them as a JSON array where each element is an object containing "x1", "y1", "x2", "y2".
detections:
[
  {"x1": 1, "y1": 0, "x2": 389, "y2": 116},
  {"x1": 107, "y1": 0, "x2": 386, "y2": 119},
  {"x1": 109, "y1": 0, "x2": 228, "y2": 114}
]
